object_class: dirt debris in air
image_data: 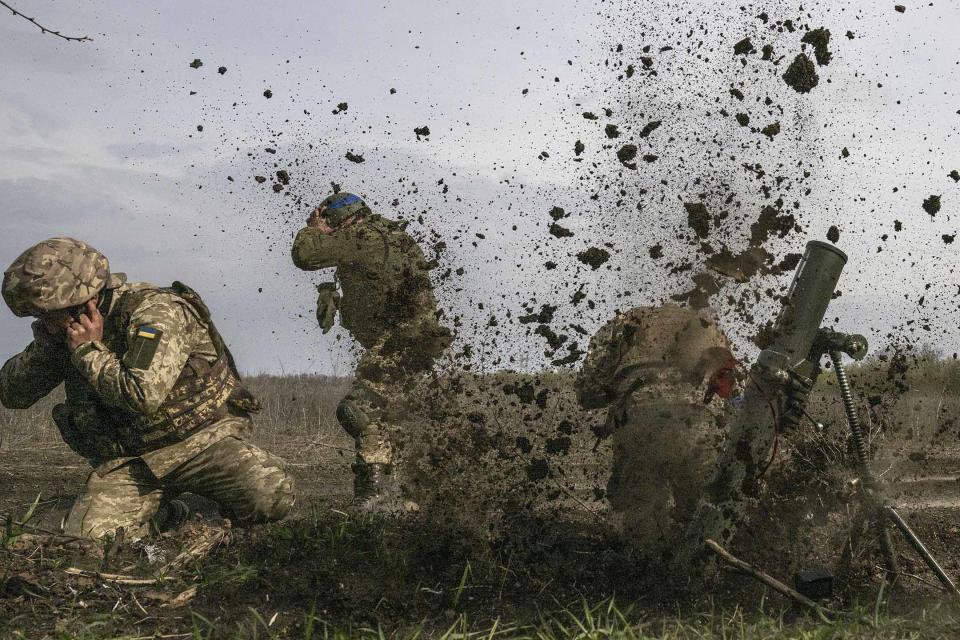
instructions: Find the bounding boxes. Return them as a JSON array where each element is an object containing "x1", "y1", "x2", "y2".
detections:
[
  {"x1": 732, "y1": 37, "x2": 754, "y2": 55},
  {"x1": 923, "y1": 194, "x2": 941, "y2": 215},
  {"x1": 638, "y1": 120, "x2": 661, "y2": 137},
  {"x1": 617, "y1": 143, "x2": 638, "y2": 168},
  {"x1": 760, "y1": 121, "x2": 780, "y2": 139},
  {"x1": 161, "y1": 6, "x2": 960, "y2": 622},
  {"x1": 706, "y1": 246, "x2": 772, "y2": 282},
  {"x1": 801, "y1": 27, "x2": 833, "y2": 66},
  {"x1": 684, "y1": 202, "x2": 711, "y2": 239},
  {"x1": 782, "y1": 53, "x2": 819, "y2": 92},
  {"x1": 549, "y1": 222, "x2": 574, "y2": 238},
  {"x1": 576, "y1": 247, "x2": 610, "y2": 269},
  {"x1": 189, "y1": 58, "x2": 202, "y2": 69},
  {"x1": 751, "y1": 206, "x2": 798, "y2": 244}
]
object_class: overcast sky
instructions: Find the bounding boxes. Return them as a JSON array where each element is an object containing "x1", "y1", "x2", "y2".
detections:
[{"x1": 2, "y1": 0, "x2": 958, "y2": 375}]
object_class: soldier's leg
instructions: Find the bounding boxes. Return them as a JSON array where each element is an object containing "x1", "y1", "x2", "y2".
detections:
[
  {"x1": 166, "y1": 436, "x2": 295, "y2": 525},
  {"x1": 345, "y1": 343, "x2": 397, "y2": 458},
  {"x1": 664, "y1": 408, "x2": 719, "y2": 524},
  {"x1": 608, "y1": 420, "x2": 673, "y2": 549},
  {"x1": 338, "y1": 378, "x2": 392, "y2": 460},
  {"x1": 337, "y1": 363, "x2": 409, "y2": 511},
  {"x1": 63, "y1": 461, "x2": 164, "y2": 540}
]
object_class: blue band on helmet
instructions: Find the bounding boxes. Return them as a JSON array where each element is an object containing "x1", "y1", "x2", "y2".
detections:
[{"x1": 327, "y1": 194, "x2": 362, "y2": 210}]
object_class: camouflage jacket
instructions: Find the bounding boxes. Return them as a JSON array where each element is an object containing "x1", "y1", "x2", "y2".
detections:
[
  {"x1": 0, "y1": 276, "x2": 252, "y2": 472},
  {"x1": 291, "y1": 215, "x2": 450, "y2": 351},
  {"x1": 575, "y1": 305, "x2": 737, "y2": 432}
]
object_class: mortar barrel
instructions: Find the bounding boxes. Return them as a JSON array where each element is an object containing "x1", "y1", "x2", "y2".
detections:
[{"x1": 769, "y1": 240, "x2": 847, "y2": 367}]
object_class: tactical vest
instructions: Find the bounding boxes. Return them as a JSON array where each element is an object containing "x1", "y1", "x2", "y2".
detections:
[{"x1": 54, "y1": 282, "x2": 260, "y2": 462}]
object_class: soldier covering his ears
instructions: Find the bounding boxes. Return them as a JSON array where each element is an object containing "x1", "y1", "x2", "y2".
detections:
[
  {"x1": 292, "y1": 192, "x2": 452, "y2": 512},
  {"x1": 0, "y1": 238, "x2": 295, "y2": 539}
]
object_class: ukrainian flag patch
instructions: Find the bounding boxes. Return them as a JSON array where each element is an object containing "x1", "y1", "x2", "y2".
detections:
[
  {"x1": 127, "y1": 325, "x2": 163, "y2": 370},
  {"x1": 137, "y1": 326, "x2": 160, "y2": 340}
]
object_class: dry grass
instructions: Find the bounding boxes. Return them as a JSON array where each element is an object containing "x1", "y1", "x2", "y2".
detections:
[
  {"x1": 241, "y1": 374, "x2": 352, "y2": 461},
  {"x1": 0, "y1": 374, "x2": 351, "y2": 462}
]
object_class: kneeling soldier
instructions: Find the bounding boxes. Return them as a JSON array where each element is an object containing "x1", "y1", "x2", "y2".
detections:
[
  {"x1": 575, "y1": 304, "x2": 738, "y2": 550},
  {"x1": 0, "y1": 237, "x2": 295, "y2": 539}
]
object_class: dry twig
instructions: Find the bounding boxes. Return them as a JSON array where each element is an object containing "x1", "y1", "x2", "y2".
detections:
[
  {"x1": 705, "y1": 539, "x2": 837, "y2": 624},
  {"x1": 62, "y1": 567, "x2": 169, "y2": 585},
  {"x1": 162, "y1": 524, "x2": 231, "y2": 573},
  {"x1": 0, "y1": 0, "x2": 91, "y2": 41}
]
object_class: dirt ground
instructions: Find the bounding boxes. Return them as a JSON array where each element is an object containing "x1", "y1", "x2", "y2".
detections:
[{"x1": 2, "y1": 368, "x2": 960, "y2": 638}]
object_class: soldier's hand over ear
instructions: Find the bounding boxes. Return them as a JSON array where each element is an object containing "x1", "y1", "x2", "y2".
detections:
[
  {"x1": 66, "y1": 299, "x2": 104, "y2": 351},
  {"x1": 307, "y1": 207, "x2": 335, "y2": 233}
]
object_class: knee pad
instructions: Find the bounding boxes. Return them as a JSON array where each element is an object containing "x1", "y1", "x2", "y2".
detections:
[
  {"x1": 243, "y1": 468, "x2": 296, "y2": 523},
  {"x1": 264, "y1": 471, "x2": 296, "y2": 521},
  {"x1": 336, "y1": 399, "x2": 371, "y2": 438}
]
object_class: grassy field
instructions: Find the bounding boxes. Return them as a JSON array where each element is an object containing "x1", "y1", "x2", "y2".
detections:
[{"x1": 2, "y1": 358, "x2": 960, "y2": 639}]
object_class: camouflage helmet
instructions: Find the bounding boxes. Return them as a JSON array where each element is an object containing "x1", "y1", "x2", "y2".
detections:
[
  {"x1": 317, "y1": 192, "x2": 371, "y2": 227},
  {"x1": 2, "y1": 238, "x2": 110, "y2": 317}
]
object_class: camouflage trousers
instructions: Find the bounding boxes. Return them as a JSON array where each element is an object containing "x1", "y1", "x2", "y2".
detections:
[
  {"x1": 63, "y1": 435, "x2": 295, "y2": 540},
  {"x1": 605, "y1": 390, "x2": 725, "y2": 550},
  {"x1": 337, "y1": 333, "x2": 440, "y2": 467}
]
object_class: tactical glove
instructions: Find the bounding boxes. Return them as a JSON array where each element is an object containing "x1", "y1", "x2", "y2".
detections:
[
  {"x1": 781, "y1": 367, "x2": 818, "y2": 430},
  {"x1": 315, "y1": 282, "x2": 341, "y2": 334}
]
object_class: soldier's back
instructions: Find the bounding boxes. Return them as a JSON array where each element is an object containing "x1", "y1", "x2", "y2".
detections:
[
  {"x1": 337, "y1": 216, "x2": 443, "y2": 348},
  {"x1": 577, "y1": 304, "x2": 735, "y2": 551}
]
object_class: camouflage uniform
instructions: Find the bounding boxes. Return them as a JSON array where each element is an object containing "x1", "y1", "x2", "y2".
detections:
[
  {"x1": 575, "y1": 304, "x2": 737, "y2": 550},
  {"x1": 292, "y1": 196, "x2": 450, "y2": 504},
  {"x1": 0, "y1": 238, "x2": 295, "y2": 539}
]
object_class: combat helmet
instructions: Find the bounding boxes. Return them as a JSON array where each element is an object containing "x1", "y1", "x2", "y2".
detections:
[
  {"x1": 317, "y1": 192, "x2": 371, "y2": 227},
  {"x1": 2, "y1": 237, "x2": 111, "y2": 317}
]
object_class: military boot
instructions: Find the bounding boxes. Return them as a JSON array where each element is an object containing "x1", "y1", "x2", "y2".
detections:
[
  {"x1": 351, "y1": 462, "x2": 406, "y2": 514},
  {"x1": 153, "y1": 498, "x2": 191, "y2": 532}
]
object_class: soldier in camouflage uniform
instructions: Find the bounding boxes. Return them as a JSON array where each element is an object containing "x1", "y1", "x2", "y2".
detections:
[
  {"x1": 575, "y1": 304, "x2": 739, "y2": 550},
  {"x1": 292, "y1": 192, "x2": 451, "y2": 511},
  {"x1": 0, "y1": 238, "x2": 295, "y2": 539}
]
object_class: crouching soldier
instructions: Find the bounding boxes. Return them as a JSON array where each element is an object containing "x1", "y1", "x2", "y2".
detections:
[
  {"x1": 292, "y1": 192, "x2": 451, "y2": 512},
  {"x1": 0, "y1": 238, "x2": 295, "y2": 539},
  {"x1": 575, "y1": 304, "x2": 739, "y2": 551}
]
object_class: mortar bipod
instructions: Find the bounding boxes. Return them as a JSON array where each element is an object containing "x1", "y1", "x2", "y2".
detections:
[{"x1": 822, "y1": 332, "x2": 959, "y2": 597}]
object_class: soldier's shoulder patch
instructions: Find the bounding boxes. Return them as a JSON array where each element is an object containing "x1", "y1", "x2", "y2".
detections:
[{"x1": 127, "y1": 325, "x2": 163, "y2": 370}]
